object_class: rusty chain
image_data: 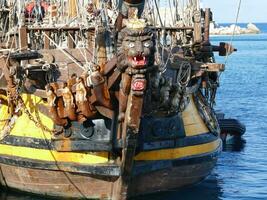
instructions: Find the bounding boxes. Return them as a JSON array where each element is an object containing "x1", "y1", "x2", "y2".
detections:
[
  {"x1": 0, "y1": 99, "x2": 20, "y2": 140},
  {"x1": 0, "y1": 115, "x2": 18, "y2": 140},
  {"x1": 0, "y1": 93, "x2": 58, "y2": 140},
  {"x1": 0, "y1": 42, "x2": 58, "y2": 139},
  {"x1": 17, "y1": 96, "x2": 58, "y2": 135}
]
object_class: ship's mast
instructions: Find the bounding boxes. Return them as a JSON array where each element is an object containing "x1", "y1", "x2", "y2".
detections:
[{"x1": 68, "y1": 0, "x2": 78, "y2": 18}]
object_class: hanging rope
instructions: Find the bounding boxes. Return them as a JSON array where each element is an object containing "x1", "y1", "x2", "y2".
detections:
[
  {"x1": 224, "y1": 0, "x2": 242, "y2": 66},
  {"x1": 154, "y1": 0, "x2": 164, "y2": 27},
  {"x1": 168, "y1": 0, "x2": 175, "y2": 26},
  {"x1": 32, "y1": 98, "x2": 87, "y2": 199},
  {"x1": 42, "y1": 32, "x2": 85, "y2": 70}
]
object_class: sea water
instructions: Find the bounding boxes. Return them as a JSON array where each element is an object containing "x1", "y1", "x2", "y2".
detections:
[
  {"x1": 1, "y1": 23, "x2": 267, "y2": 200},
  {"x1": 135, "y1": 23, "x2": 267, "y2": 200}
]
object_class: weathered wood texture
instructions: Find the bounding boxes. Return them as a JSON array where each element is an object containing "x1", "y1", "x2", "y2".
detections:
[
  {"x1": 129, "y1": 159, "x2": 217, "y2": 196},
  {"x1": 0, "y1": 163, "x2": 114, "y2": 199},
  {"x1": 39, "y1": 48, "x2": 93, "y2": 65},
  {"x1": 204, "y1": 8, "x2": 211, "y2": 43},
  {"x1": 193, "y1": 10, "x2": 202, "y2": 43},
  {"x1": 44, "y1": 31, "x2": 50, "y2": 49},
  {"x1": 19, "y1": 27, "x2": 28, "y2": 50},
  {"x1": 39, "y1": 48, "x2": 93, "y2": 81},
  {"x1": 0, "y1": 157, "x2": 217, "y2": 199}
]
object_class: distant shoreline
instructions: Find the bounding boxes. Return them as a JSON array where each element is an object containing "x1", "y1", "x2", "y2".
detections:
[
  {"x1": 215, "y1": 22, "x2": 267, "y2": 24},
  {"x1": 210, "y1": 22, "x2": 261, "y2": 36},
  {"x1": 210, "y1": 33, "x2": 265, "y2": 37}
]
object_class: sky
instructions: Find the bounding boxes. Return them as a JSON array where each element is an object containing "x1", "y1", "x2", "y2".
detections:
[{"x1": 202, "y1": 0, "x2": 267, "y2": 23}]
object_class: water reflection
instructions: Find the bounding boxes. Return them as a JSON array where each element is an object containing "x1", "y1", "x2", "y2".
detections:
[
  {"x1": 223, "y1": 137, "x2": 246, "y2": 152},
  {"x1": 132, "y1": 173, "x2": 223, "y2": 200}
]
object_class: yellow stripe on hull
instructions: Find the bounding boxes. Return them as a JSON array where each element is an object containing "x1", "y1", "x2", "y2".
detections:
[
  {"x1": 12, "y1": 94, "x2": 54, "y2": 139},
  {"x1": 1, "y1": 95, "x2": 109, "y2": 164},
  {"x1": 134, "y1": 138, "x2": 221, "y2": 161},
  {"x1": 0, "y1": 94, "x2": 54, "y2": 139},
  {"x1": 1, "y1": 94, "x2": 209, "y2": 139},
  {"x1": 0, "y1": 138, "x2": 221, "y2": 164},
  {"x1": 182, "y1": 96, "x2": 209, "y2": 136},
  {"x1": 0, "y1": 93, "x2": 218, "y2": 165},
  {"x1": 0, "y1": 144, "x2": 109, "y2": 164},
  {"x1": 0, "y1": 103, "x2": 9, "y2": 127}
]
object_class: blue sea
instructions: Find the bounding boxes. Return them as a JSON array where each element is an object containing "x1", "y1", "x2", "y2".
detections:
[{"x1": 1, "y1": 23, "x2": 267, "y2": 200}]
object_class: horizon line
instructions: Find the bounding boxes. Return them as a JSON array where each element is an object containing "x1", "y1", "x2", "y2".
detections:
[{"x1": 216, "y1": 22, "x2": 267, "y2": 24}]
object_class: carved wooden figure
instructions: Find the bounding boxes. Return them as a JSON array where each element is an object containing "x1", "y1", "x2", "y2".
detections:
[
  {"x1": 75, "y1": 77, "x2": 95, "y2": 122},
  {"x1": 46, "y1": 85, "x2": 57, "y2": 107},
  {"x1": 76, "y1": 77, "x2": 87, "y2": 103},
  {"x1": 67, "y1": 73, "x2": 78, "y2": 89},
  {"x1": 62, "y1": 82, "x2": 76, "y2": 121},
  {"x1": 46, "y1": 85, "x2": 68, "y2": 127},
  {"x1": 89, "y1": 66, "x2": 112, "y2": 109}
]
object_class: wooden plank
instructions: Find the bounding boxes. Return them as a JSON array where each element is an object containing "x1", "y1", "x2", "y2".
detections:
[
  {"x1": 68, "y1": 0, "x2": 78, "y2": 18},
  {"x1": 68, "y1": 30, "x2": 76, "y2": 49},
  {"x1": 19, "y1": 26, "x2": 28, "y2": 50},
  {"x1": 193, "y1": 10, "x2": 202, "y2": 43},
  {"x1": 129, "y1": 158, "x2": 217, "y2": 196},
  {"x1": 201, "y1": 63, "x2": 225, "y2": 72},
  {"x1": 96, "y1": 28, "x2": 107, "y2": 66},
  {"x1": 26, "y1": 26, "x2": 192, "y2": 32},
  {"x1": 113, "y1": 86, "x2": 145, "y2": 199},
  {"x1": 39, "y1": 48, "x2": 92, "y2": 63},
  {"x1": 103, "y1": 56, "x2": 117, "y2": 75},
  {"x1": 87, "y1": 30, "x2": 95, "y2": 48},
  {"x1": 0, "y1": 163, "x2": 114, "y2": 199},
  {"x1": 204, "y1": 8, "x2": 211, "y2": 43},
  {"x1": 27, "y1": 27, "x2": 96, "y2": 31},
  {"x1": 44, "y1": 31, "x2": 50, "y2": 49}
]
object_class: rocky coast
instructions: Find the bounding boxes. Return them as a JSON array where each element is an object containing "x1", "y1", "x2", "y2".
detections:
[{"x1": 210, "y1": 23, "x2": 261, "y2": 35}]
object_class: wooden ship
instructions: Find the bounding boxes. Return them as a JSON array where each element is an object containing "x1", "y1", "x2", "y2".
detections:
[{"x1": 0, "y1": 0, "x2": 236, "y2": 199}]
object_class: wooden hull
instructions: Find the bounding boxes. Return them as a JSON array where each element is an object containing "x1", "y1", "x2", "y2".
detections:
[
  {"x1": 131, "y1": 147, "x2": 220, "y2": 196},
  {"x1": 0, "y1": 163, "x2": 114, "y2": 199},
  {"x1": 0, "y1": 94, "x2": 222, "y2": 199},
  {"x1": 131, "y1": 159, "x2": 217, "y2": 196},
  {"x1": 0, "y1": 139, "x2": 221, "y2": 199}
]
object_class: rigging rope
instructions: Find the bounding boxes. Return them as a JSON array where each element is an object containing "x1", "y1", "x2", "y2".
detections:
[
  {"x1": 33, "y1": 99, "x2": 87, "y2": 199},
  {"x1": 42, "y1": 32, "x2": 85, "y2": 70},
  {"x1": 224, "y1": 0, "x2": 242, "y2": 67},
  {"x1": 154, "y1": 0, "x2": 164, "y2": 27},
  {"x1": 168, "y1": 0, "x2": 175, "y2": 26},
  {"x1": 67, "y1": 31, "x2": 90, "y2": 65}
]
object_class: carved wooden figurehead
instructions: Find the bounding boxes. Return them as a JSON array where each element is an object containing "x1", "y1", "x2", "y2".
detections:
[{"x1": 116, "y1": 19, "x2": 156, "y2": 123}]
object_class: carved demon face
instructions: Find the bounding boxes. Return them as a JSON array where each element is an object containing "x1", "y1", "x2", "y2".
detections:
[{"x1": 117, "y1": 27, "x2": 155, "y2": 70}]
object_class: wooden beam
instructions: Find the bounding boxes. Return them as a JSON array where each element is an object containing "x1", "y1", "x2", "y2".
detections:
[
  {"x1": 204, "y1": 8, "x2": 211, "y2": 43},
  {"x1": 67, "y1": 30, "x2": 76, "y2": 49},
  {"x1": 44, "y1": 31, "x2": 50, "y2": 49},
  {"x1": 87, "y1": 30, "x2": 94, "y2": 48},
  {"x1": 19, "y1": 26, "x2": 28, "y2": 50},
  {"x1": 96, "y1": 28, "x2": 107, "y2": 66},
  {"x1": 68, "y1": 0, "x2": 78, "y2": 18},
  {"x1": 201, "y1": 63, "x2": 225, "y2": 72},
  {"x1": 193, "y1": 10, "x2": 202, "y2": 43}
]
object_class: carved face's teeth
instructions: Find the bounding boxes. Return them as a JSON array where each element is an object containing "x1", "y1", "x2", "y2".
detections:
[{"x1": 130, "y1": 55, "x2": 147, "y2": 67}]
